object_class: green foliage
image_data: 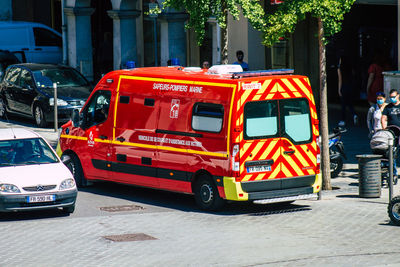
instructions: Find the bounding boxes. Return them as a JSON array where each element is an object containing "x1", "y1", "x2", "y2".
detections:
[
  {"x1": 262, "y1": 0, "x2": 355, "y2": 47},
  {"x1": 162, "y1": 0, "x2": 266, "y2": 45}
]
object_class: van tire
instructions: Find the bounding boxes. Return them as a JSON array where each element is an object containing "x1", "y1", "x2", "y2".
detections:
[
  {"x1": 33, "y1": 104, "x2": 47, "y2": 128},
  {"x1": 194, "y1": 175, "x2": 224, "y2": 211},
  {"x1": 66, "y1": 154, "x2": 88, "y2": 188}
]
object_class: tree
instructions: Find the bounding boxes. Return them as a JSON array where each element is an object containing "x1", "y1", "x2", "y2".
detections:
[
  {"x1": 262, "y1": 0, "x2": 355, "y2": 190},
  {"x1": 161, "y1": 0, "x2": 266, "y2": 64}
]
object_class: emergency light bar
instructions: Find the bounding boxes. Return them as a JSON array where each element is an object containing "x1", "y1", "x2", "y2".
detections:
[{"x1": 231, "y1": 69, "x2": 294, "y2": 79}]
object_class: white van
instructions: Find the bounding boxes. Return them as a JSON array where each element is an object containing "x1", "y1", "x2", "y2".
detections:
[{"x1": 0, "y1": 21, "x2": 62, "y2": 64}]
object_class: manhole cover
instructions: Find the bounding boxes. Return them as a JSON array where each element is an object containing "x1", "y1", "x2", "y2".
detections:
[
  {"x1": 103, "y1": 233, "x2": 157, "y2": 242},
  {"x1": 99, "y1": 205, "x2": 144, "y2": 212}
]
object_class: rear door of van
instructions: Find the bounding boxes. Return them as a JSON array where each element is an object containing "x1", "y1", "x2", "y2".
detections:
[{"x1": 239, "y1": 77, "x2": 317, "y2": 185}]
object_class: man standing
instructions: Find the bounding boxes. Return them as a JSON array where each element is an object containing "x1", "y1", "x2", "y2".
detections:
[
  {"x1": 233, "y1": 50, "x2": 249, "y2": 71},
  {"x1": 382, "y1": 89, "x2": 400, "y2": 129}
]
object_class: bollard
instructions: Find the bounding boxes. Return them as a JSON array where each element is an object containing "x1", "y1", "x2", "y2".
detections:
[
  {"x1": 356, "y1": 154, "x2": 382, "y2": 198},
  {"x1": 53, "y1": 83, "x2": 58, "y2": 132}
]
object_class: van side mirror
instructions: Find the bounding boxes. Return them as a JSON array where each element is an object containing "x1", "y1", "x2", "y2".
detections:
[{"x1": 71, "y1": 109, "x2": 81, "y2": 127}]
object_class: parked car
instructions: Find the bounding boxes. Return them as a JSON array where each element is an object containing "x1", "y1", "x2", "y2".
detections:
[
  {"x1": 0, "y1": 128, "x2": 77, "y2": 213},
  {"x1": 0, "y1": 63, "x2": 92, "y2": 127},
  {"x1": 0, "y1": 21, "x2": 62, "y2": 64}
]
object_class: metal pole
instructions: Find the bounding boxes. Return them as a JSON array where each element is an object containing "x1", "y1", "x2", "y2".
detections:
[
  {"x1": 53, "y1": 83, "x2": 58, "y2": 132},
  {"x1": 154, "y1": 17, "x2": 158, "y2": 66},
  {"x1": 389, "y1": 137, "x2": 394, "y2": 201},
  {"x1": 61, "y1": 0, "x2": 68, "y2": 65}
]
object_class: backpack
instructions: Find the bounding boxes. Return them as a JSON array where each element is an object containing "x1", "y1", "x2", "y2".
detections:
[{"x1": 370, "y1": 129, "x2": 395, "y2": 151}]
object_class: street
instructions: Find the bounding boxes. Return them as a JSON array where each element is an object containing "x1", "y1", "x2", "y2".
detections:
[{"x1": 1, "y1": 109, "x2": 400, "y2": 267}]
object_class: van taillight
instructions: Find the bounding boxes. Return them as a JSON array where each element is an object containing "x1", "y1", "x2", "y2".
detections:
[{"x1": 231, "y1": 143, "x2": 240, "y2": 177}]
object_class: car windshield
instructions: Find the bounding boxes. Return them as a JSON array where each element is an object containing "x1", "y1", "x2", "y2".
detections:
[
  {"x1": 32, "y1": 68, "x2": 88, "y2": 88},
  {"x1": 0, "y1": 137, "x2": 59, "y2": 167}
]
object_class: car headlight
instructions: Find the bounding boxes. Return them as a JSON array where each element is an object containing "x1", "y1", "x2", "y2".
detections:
[
  {"x1": 49, "y1": 98, "x2": 68, "y2": 106},
  {"x1": 0, "y1": 184, "x2": 20, "y2": 193},
  {"x1": 59, "y1": 178, "x2": 76, "y2": 190}
]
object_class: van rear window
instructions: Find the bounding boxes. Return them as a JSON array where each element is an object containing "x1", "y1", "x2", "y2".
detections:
[
  {"x1": 244, "y1": 98, "x2": 312, "y2": 144},
  {"x1": 192, "y1": 103, "x2": 224, "y2": 133}
]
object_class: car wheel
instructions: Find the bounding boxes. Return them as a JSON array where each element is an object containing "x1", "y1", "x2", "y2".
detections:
[
  {"x1": 34, "y1": 104, "x2": 47, "y2": 127},
  {"x1": 194, "y1": 174, "x2": 224, "y2": 211},
  {"x1": 0, "y1": 98, "x2": 7, "y2": 118},
  {"x1": 66, "y1": 153, "x2": 89, "y2": 187},
  {"x1": 63, "y1": 205, "x2": 75, "y2": 214}
]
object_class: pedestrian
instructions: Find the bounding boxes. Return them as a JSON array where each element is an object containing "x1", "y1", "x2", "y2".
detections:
[
  {"x1": 367, "y1": 91, "x2": 387, "y2": 138},
  {"x1": 381, "y1": 89, "x2": 400, "y2": 177},
  {"x1": 233, "y1": 50, "x2": 249, "y2": 71},
  {"x1": 366, "y1": 52, "x2": 386, "y2": 105},
  {"x1": 202, "y1": 61, "x2": 210, "y2": 69},
  {"x1": 337, "y1": 55, "x2": 358, "y2": 127}
]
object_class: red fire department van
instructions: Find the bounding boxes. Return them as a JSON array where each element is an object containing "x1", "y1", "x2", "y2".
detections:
[{"x1": 58, "y1": 65, "x2": 321, "y2": 210}]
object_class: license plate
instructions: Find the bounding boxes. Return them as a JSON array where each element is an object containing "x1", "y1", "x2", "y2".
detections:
[
  {"x1": 27, "y1": 195, "x2": 55, "y2": 203},
  {"x1": 247, "y1": 165, "x2": 271, "y2": 173}
]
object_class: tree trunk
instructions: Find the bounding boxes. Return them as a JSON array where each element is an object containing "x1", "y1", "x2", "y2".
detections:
[
  {"x1": 318, "y1": 18, "x2": 332, "y2": 190},
  {"x1": 220, "y1": 1, "x2": 228, "y2": 64}
]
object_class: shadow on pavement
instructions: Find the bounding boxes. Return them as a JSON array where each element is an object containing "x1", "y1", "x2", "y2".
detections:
[
  {"x1": 79, "y1": 181, "x2": 312, "y2": 216},
  {"x1": 0, "y1": 208, "x2": 71, "y2": 221}
]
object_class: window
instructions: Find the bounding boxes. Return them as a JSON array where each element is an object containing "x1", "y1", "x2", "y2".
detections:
[
  {"x1": 5, "y1": 67, "x2": 21, "y2": 84},
  {"x1": 33, "y1": 27, "x2": 62, "y2": 47},
  {"x1": 281, "y1": 99, "x2": 311, "y2": 143},
  {"x1": 0, "y1": 138, "x2": 58, "y2": 166},
  {"x1": 192, "y1": 103, "x2": 224, "y2": 133},
  {"x1": 19, "y1": 69, "x2": 34, "y2": 88},
  {"x1": 82, "y1": 90, "x2": 111, "y2": 128},
  {"x1": 243, "y1": 98, "x2": 312, "y2": 144},
  {"x1": 244, "y1": 100, "x2": 278, "y2": 139},
  {"x1": 33, "y1": 68, "x2": 89, "y2": 88}
]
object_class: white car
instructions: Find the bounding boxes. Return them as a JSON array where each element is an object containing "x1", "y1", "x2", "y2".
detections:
[{"x1": 0, "y1": 128, "x2": 77, "y2": 213}]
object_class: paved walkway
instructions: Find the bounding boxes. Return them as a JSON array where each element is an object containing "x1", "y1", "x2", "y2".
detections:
[{"x1": 1, "y1": 106, "x2": 400, "y2": 266}]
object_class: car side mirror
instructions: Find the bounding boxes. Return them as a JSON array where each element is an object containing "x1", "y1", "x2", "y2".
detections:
[{"x1": 71, "y1": 109, "x2": 81, "y2": 128}]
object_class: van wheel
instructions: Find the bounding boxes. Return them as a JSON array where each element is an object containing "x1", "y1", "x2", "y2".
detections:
[
  {"x1": 0, "y1": 98, "x2": 7, "y2": 118},
  {"x1": 34, "y1": 104, "x2": 47, "y2": 127},
  {"x1": 194, "y1": 175, "x2": 224, "y2": 211},
  {"x1": 65, "y1": 154, "x2": 88, "y2": 187}
]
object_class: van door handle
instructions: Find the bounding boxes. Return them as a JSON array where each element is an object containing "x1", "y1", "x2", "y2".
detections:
[
  {"x1": 34, "y1": 48, "x2": 42, "y2": 51},
  {"x1": 116, "y1": 137, "x2": 125, "y2": 142},
  {"x1": 99, "y1": 135, "x2": 107, "y2": 140},
  {"x1": 284, "y1": 150, "x2": 295, "y2": 155}
]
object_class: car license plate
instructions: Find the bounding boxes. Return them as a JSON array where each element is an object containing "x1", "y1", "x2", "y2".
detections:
[
  {"x1": 247, "y1": 165, "x2": 271, "y2": 173},
  {"x1": 27, "y1": 195, "x2": 55, "y2": 203}
]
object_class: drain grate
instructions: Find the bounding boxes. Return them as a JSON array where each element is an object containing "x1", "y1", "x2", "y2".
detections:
[
  {"x1": 103, "y1": 233, "x2": 157, "y2": 242},
  {"x1": 99, "y1": 205, "x2": 144, "y2": 212}
]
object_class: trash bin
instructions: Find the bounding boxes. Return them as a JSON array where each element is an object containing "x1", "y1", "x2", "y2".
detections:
[{"x1": 356, "y1": 154, "x2": 382, "y2": 198}]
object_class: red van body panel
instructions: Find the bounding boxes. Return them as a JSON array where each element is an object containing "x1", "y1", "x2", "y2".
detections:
[{"x1": 58, "y1": 67, "x2": 321, "y2": 205}]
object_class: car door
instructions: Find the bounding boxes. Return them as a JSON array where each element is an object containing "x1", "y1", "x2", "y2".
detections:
[
  {"x1": 2, "y1": 67, "x2": 22, "y2": 112},
  {"x1": 31, "y1": 27, "x2": 62, "y2": 64},
  {"x1": 14, "y1": 68, "x2": 36, "y2": 115}
]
